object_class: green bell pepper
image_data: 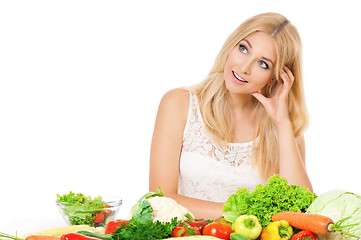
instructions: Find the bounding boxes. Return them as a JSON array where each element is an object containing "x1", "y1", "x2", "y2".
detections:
[{"x1": 234, "y1": 215, "x2": 262, "y2": 240}]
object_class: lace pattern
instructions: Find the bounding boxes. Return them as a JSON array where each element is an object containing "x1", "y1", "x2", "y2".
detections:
[
  {"x1": 182, "y1": 93, "x2": 255, "y2": 167},
  {"x1": 178, "y1": 93, "x2": 264, "y2": 203}
]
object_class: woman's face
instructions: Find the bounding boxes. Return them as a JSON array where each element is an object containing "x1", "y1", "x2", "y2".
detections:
[{"x1": 224, "y1": 31, "x2": 277, "y2": 96}]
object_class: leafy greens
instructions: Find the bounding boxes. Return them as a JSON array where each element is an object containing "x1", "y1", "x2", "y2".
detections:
[
  {"x1": 57, "y1": 191, "x2": 106, "y2": 226},
  {"x1": 112, "y1": 218, "x2": 179, "y2": 240},
  {"x1": 79, "y1": 218, "x2": 180, "y2": 240},
  {"x1": 222, "y1": 175, "x2": 317, "y2": 228}
]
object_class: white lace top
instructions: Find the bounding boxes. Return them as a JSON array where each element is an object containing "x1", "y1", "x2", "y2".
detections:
[{"x1": 177, "y1": 93, "x2": 264, "y2": 203}]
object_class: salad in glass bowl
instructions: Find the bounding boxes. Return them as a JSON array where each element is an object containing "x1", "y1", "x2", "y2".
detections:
[{"x1": 56, "y1": 191, "x2": 122, "y2": 227}]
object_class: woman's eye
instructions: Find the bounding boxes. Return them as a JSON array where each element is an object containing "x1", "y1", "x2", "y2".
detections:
[
  {"x1": 258, "y1": 60, "x2": 269, "y2": 69},
  {"x1": 239, "y1": 44, "x2": 247, "y2": 53}
]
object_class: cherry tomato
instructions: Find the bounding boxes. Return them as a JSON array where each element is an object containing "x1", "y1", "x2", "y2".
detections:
[
  {"x1": 105, "y1": 219, "x2": 130, "y2": 234},
  {"x1": 188, "y1": 219, "x2": 208, "y2": 233},
  {"x1": 93, "y1": 212, "x2": 105, "y2": 223},
  {"x1": 178, "y1": 219, "x2": 208, "y2": 234},
  {"x1": 202, "y1": 222, "x2": 233, "y2": 240},
  {"x1": 171, "y1": 226, "x2": 201, "y2": 237}
]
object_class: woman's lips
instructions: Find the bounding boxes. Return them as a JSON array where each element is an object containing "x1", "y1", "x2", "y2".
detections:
[{"x1": 232, "y1": 71, "x2": 248, "y2": 83}]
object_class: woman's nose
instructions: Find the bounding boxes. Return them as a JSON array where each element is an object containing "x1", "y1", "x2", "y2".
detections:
[{"x1": 238, "y1": 59, "x2": 252, "y2": 75}]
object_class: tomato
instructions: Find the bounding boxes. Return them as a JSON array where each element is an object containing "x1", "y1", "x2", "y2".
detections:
[
  {"x1": 188, "y1": 219, "x2": 208, "y2": 233},
  {"x1": 93, "y1": 212, "x2": 105, "y2": 223},
  {"x1": 171, "y1": 226, "x2": 201, "y2": 237},
  {"x1": 202, "y1": 222, "x2": 233, "y2": 240},
  {"x1": 105, "y1": 219, "x2": 130, "y2": 234},
  {"x1": 178, "y1": 219, "x2": 208, "y2": 234}
]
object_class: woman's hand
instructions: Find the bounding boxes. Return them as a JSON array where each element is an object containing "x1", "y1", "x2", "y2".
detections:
[{"x1": 251, "y1": 67, "x2": 294, "y2": 125}]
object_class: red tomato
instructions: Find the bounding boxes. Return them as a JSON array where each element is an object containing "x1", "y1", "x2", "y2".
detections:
[
  {"x1": 202, "y1": 222, "x2": 233, "y2": 240},
  {"x1": 188, "y1": 219, "x2": 208, "y2": 233},
  {"x1": 93, "y1": 212, "x2": 105, "y2": 223},
  {"x1": 171, "y1": 226, "x2": 201, "y2": 237},
  {"x1": 105, "y1": 219, "x2": 130, "y2": 234}
]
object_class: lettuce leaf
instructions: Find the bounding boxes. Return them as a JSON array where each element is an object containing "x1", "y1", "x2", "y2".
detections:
[
  {"x1": 56, "y1": 191, "x2": 106, "y2": 226},
  {"x1": 222, "y1": 175, "x2": 317, "y2": 228}
]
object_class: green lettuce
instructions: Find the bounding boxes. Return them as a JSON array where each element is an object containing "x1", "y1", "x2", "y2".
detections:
[
  {"x1": 222, "y1": 175, "x2": 317, "y2": 228},
  {"x1": 307, "y1": 189, "x2": 361, "y2": 239},
  {"x1": 57, "y1": 191, "x2": 106, "y2": 226}
]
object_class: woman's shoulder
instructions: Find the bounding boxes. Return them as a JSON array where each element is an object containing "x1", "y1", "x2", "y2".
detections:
[
  {"x1": 162, "y1": 87, "x2": 190, "y2": 101},
  {"x1": 159, "y1": 87, "x2": 190, "y2": 112}
]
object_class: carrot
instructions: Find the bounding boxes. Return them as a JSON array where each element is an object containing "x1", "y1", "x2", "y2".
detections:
[
  {"x1": 1, "y1": 233, "x2": 61, "y2": 240},
  {"x1": 272, "y1": 211, "x2": 333, "y2": 235},
  {"x1": 272, "y1": 211, "x2": 360, "y2": 238},
  {"x1": 26, "y1": 236, "x2": 61, "y2": 240}
]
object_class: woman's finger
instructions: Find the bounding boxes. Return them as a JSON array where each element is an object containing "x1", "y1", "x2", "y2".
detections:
[
  {"x1": 250, "y1": 91, "x2": 269, "y2": 107},
  {"x1": 282, "y1": 67, "x2": 295, "y2": 86},
  {"x1": 278, "y1": 67, "x2": 294, "y2": 97}
]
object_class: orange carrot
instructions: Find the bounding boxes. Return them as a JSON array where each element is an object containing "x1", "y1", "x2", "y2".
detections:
[
  {"x1": 26, "y1": 235, "x2": 61, "y2": 240},
  {"x1": 272, "y1": 211, "x2": 333, "y2": 235},
  {"x1": 272, "y1": 211, "x2": 360, "y2": 238}
]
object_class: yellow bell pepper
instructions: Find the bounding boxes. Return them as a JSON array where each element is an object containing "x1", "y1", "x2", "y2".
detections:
[{"x1": 260, "y1": 220, "x2": 293, "y2": 240}]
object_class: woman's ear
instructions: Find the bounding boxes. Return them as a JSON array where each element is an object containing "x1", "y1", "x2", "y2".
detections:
[{"x1": 269, "y1": 77, "x2": 277, "y2": 85}]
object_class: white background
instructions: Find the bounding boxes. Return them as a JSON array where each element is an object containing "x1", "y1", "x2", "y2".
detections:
[{"x1": 1, "y1": 0, "x2": 360, "y2": 233}]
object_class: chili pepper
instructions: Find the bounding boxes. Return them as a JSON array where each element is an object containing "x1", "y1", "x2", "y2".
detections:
[
  {"x1": 260, "y1": 220, "x2": 294, "y2": 240},
  {"x1": 60, "y1": 233, "x2": 101, "y2": 240},
  {"x1": 105, "y1": 219, "x2": 130, "y2": 234},
  {"x1": 290, "y1": 230, "x2": 316, "y2": 240},
  {"x1": 234, "y1": 215, "x2": 262, "y2": 240}
]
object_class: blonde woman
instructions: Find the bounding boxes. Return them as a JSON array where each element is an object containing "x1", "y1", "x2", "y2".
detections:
[{"x1": 149, "y1": 12, "x2": 313, "y2": 219}]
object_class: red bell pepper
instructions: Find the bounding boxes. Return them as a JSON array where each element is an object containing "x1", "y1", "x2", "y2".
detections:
[
  {"x1": 291, "y1": 230, "x2": 316, "y2": 240},
  {"x1": 105, "y1": 219, "x2": 130, "y2": 234}
]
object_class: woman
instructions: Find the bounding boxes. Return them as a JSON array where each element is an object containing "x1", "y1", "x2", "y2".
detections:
[{"x1": 149, "y1": 12, "x2": 312, "y2": 219}]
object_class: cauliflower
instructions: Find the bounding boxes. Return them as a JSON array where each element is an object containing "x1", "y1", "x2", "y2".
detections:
[
  {"x1": 130, "y1": 188, "x2": 193, "y2": 223},
  {"x1": 147, "y1": 196, "x2": 193, "y2": 222}
]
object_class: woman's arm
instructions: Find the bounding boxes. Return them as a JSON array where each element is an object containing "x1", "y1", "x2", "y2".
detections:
[
  {"x1": 251, "y1": 67, "x2": 313, "y2": 191},
  {"x1": 149, "y1": 88, "x2": 223, "y2": 219},
  {"x1": 277, "y1": 124, "x2": 313, "y2": 191}
]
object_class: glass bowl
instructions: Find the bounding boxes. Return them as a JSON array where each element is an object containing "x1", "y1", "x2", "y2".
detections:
[{"x1": 56, "y1": 195, "x2": 122, "y2": 228}]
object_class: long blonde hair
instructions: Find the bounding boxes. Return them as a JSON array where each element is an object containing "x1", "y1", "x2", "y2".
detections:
[{"x1": 189, "y1": 12, "x2": 309, "y2": 180}]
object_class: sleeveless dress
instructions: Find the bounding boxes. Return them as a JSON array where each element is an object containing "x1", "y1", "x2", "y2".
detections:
[{"x1": 177, "y1": 93, "x2": 264, "y2": 203}]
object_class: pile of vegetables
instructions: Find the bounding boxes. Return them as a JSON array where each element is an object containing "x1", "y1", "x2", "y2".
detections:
[{"x1": 2, "y1": 175, "x2": 361, "y2": 240}]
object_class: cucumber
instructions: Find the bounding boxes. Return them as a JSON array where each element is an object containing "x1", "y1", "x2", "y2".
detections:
[{"x1": 230, "y1": 233, "x2": 250, "y2": 240}]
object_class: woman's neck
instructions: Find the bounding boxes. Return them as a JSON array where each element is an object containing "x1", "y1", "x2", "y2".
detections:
[
  {"x1": 227, "y1": 93, "x2": 258, "y2": 143},
  {"x1": 228, "y1": 93, "x2": 254, "y2": 113}
]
